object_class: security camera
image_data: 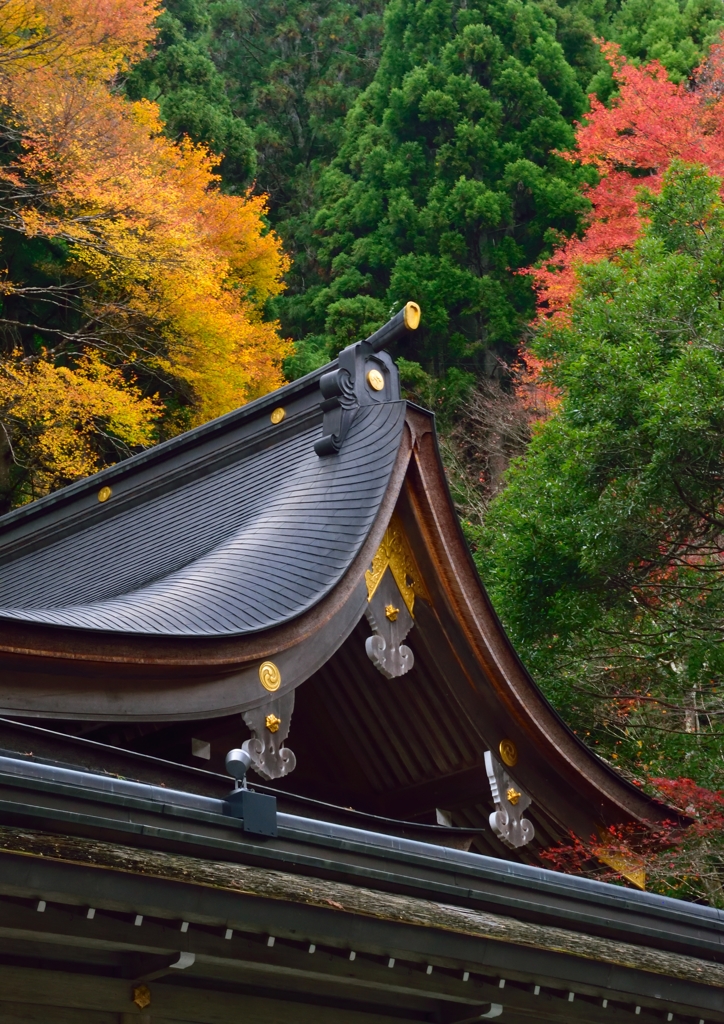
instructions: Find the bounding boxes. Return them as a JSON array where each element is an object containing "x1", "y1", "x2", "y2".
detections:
[{"x1": 225, "y1": 746, "x2": 252, "y2": 788}]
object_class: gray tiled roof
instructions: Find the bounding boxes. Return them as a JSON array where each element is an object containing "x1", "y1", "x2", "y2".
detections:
[{"x1": 0, "y1": 369, "x2": 406, "y2": 637}]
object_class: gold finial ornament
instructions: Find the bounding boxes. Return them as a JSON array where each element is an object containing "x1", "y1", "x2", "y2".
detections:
[
  {"x1": 367, "y1": 368, "x2": 385, "y2": 391},
  {"x1": 506, "y1": 787, "x2": 522, "y2": 806},
  {"x1": 132, "y1": 985, "x2": 151, "y2": 1009},
  {"x1": 404, "y1": 301, "x2": 421, "y2": 330},
  {"x1": 270, "y1": 407, "x2": 286, "y2": 424},
  {"x1": 499, "y1": 739, "x2": 518, "y2": 768},
  {"x1": 97, "y1": 486, "x2": 112, "y2": 503},
  {"x1": 265, "y1": 713, "x2": 281, "y2": 733},
  {"x1": 259, "y1": 660, "x2": 281, "y2": 692},
  {"x1": 385, "y1": 604, "x2": 400, "y2": 621}
]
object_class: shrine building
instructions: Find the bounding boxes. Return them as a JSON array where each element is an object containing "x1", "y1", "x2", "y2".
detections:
[{"x1": 0, "y1": 304, "x2": 719, "y2": 1024}]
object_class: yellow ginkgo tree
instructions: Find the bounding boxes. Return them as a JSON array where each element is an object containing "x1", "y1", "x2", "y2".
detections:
[{"x1": 0, "y1": 0, "x2": 291, "y2": 508}]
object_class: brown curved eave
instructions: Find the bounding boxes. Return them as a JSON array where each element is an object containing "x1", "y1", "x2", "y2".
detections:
[
  {"x1": 0, "y1": 426, "x2": 414, "y2": 679},
  {"x1": 402, "y1": 407, "x2": 672, "y2": 829}
]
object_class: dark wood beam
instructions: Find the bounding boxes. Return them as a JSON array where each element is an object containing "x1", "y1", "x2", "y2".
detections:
[
  {"x1": 0, "y1": 964, "x2": 426, "y2": 1024},
  {"x1": 373, "y1": 762, "x2": 491, "y2": 818},
  {"x1": 0, "y1": 961, "x2": 697, "y2": 1024},
  {"x1": 0, "y1": 897, "x2": 499, "y2": 1009},
  {"x1": 0, "y1": 899, "x2": 716, "y2": 1024},
  {"x1": 0, "y1": 1003, "x2": 118, "y2": 1024}
]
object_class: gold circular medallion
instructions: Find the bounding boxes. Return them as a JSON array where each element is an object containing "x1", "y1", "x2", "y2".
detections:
[
  {"x1": 499, "y1": 739, "x2": 518, "y2": 768},
  {"x1": 259, "y1": 660, "x2": 281, "y2": 692},
  {"x1": 403, "y1": 301, "x2": 421, "y2": 330},
  {"x1": 97, "y1": 486, "x2": 112, "y2": 503},
  {"x1": 366, "y1": 368, "x2": 385, "y2": 392},
  {"x1": 270, "y1": 407, "x2": 286, "y2": 424}
]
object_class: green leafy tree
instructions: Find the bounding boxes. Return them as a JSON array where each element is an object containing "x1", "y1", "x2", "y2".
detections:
[
  {"x1": 292, "y1": 0, "x2": 590, "y2": 373},
  {"x1": 126, "y1": 0, "x2": 256, "y2": 186},
  {"x1": 128, "y1": 0, "x2": 386, "y2": 377},
  {"x1": 477, "y1": 163, "x2": 724, "y2": 789},
  {"x1": 608, "y1": 0, "x2": 724, "y2": 82}
]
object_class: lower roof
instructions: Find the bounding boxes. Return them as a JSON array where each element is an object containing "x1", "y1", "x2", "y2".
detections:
[{"x1": 0, "y1": 746, "x2": 720, "y2": 1024}]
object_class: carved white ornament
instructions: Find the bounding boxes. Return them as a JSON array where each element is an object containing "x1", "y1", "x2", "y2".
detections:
[
  {"x1": 242, "y1": 691, "x2": 296, "y2": 780},
  {"x1": 484, "y1": 750, "x2": 535, "y2": 849}
]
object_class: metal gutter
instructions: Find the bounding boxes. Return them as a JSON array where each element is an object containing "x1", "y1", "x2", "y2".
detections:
[{"x1": 0, "y1": 752, "x2": 721, "y2": 962}]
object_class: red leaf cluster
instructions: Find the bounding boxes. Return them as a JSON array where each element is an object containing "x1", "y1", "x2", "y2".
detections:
[
  {"x1": 540, "y1": 775, "x2": 724, "y2": 901},
  {"x1": 533, "y1": 40, "x2": 724, "y2": 321}
]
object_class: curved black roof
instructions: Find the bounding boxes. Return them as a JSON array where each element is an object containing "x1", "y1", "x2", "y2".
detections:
[
  {"x1": 0, "y1": 369, "x2": 406, "y2": 637},
  {"x1": 0, "y1": 319, "x2": 680, "y2": 856}
]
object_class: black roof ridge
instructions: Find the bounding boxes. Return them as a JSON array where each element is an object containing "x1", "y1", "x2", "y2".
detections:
[{"x1": 0, "y1": 357, "x2": 339, "y2": 532}]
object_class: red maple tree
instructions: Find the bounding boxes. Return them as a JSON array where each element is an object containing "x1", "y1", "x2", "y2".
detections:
[
  {"x1": 533, "y1": 39, "x2": 724, "y2": 321},
  {"x1": 540, "y1": 776, "x2": 724, "y2": 904}
]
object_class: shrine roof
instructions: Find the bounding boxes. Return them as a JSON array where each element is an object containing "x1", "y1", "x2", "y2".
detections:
[
  {"x1": 0, "y1": 309, "x2": 682, "y2": 860},
  {"x1": 0, "y1": 367, "x2": 406, "y2": 637}
]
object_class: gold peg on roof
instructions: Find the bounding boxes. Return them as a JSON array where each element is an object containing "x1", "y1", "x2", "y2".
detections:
[{"x1": 403, "y1": 301, "x2": 421, "y2": 330}]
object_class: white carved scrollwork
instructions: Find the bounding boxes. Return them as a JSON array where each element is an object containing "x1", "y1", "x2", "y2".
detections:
[
  {"x1": 242, "y1": 691, "x2": 296, "y2": 780},
  {"x1": 364, "y1": 568, "x2": 415, "y2": 679},
  {"x1": 484, "y1": 750, "x2": 535, "y2": 849}
]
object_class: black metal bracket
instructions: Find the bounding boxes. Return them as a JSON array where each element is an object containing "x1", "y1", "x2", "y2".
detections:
[
  {"x1": 315, "y1": 302, "x2": 419, "y2": 456},
  {"x1": 224, "y1": 788, "x2": 278, "y2": 836}
]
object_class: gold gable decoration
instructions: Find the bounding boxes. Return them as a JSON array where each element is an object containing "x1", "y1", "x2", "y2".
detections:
[
  {"x1": 365, "y1": 515, "x2": 429, "y2": 617},
  {"x1": 594, "y1": 840, "x2": 646, "y2": 891}
]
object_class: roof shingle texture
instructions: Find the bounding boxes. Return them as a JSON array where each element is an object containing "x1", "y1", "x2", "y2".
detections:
[{"x1": 0, "y1": 403, "x2": 406, "y2": 637}]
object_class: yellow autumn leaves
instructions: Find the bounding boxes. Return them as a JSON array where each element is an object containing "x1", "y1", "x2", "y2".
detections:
[
  {"x1": 0, "y1": 0, "x2": 291, "y2": 506},
  {"x1": 0, "y1": 352, "x2": 159, "y2": 495}
]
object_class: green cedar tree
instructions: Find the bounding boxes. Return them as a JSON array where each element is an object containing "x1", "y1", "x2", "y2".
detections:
[
  {"x1": 290, "y1": 0, "x2": 590, "y2": 373},
  {"x1": 129, "y1": 1, "x2": 724, "y2": 378},
  {"x1": 127, "y1": 0, "x2": 386, "y2": 377},
  {"x1": 608, "y1": 0, "x2": 724, "y2": 83},
  {"x1": 477, "y1": 163, "x2": 724, "y2": 788},
  {"x1": 126, "y1": 0, "x2": 257, "y2": 186}
]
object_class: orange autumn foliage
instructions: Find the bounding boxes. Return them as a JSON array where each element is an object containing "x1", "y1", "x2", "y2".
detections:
[
  {"x1": 532, "y1": 40, "x2": 724, "y2": 321},
  {"x1": 511, "y1": 347, "x2": 561, "y2": 419},
  {"x1": 0, "y1": 0, "x2": 158, "y2": 78},
  {"x1": 0, "y1": 0, "x2": 290, "y2": 505}
]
